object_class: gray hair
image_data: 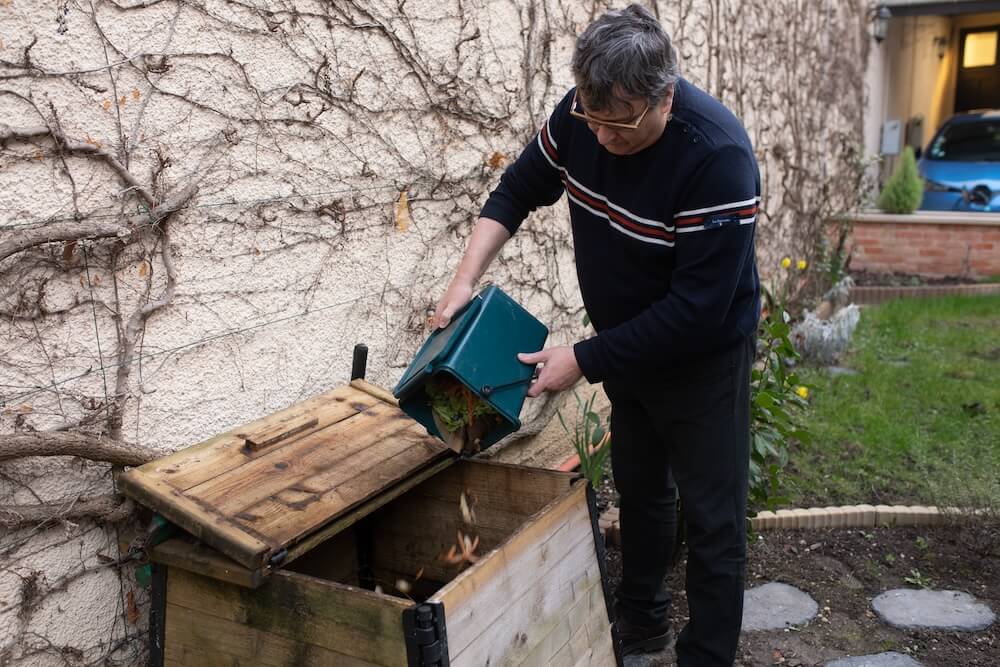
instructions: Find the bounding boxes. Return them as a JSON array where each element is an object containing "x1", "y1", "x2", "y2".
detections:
[{"x1": 571, "y1": 4, "x2": 680, "y2": 111}]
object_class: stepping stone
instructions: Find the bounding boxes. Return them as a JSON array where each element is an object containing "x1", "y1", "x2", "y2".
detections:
[
  {"x1": 623, "y1": 651, "x2": 670, "y2": 667},
  {"x1": 872, "y1": 589, "x2": 996, "y2": 632},
  {"x1": 826, "y1": 365, "x2": 860, "y2": 376},
  {"x1": 742, "y1": 582, "x2": 818, "y2": 631},
  {"x1": 826, "y1": 652, "x2": 923, "y2": 667}
]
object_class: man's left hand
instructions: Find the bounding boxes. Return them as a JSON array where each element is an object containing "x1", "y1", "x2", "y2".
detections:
[{"x1": 517, "y1": 346, "x2": 583, "y2": 397}]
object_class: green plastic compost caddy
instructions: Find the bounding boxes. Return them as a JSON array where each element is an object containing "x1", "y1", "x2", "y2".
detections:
[
  {"x1": 118, "y1": 285, "x2": 620, "y2": 667},
  {"x1": 394, "y1": 285, "x2": 548, "y2": 449}
]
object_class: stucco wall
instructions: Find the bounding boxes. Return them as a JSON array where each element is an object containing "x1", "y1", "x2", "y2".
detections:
[{"x1": 0, "y1": 1, "x2": 869, "y2": 663}]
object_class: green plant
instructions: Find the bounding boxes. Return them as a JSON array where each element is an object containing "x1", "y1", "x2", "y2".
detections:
[
  {"x1": 558, "y1": 391, "x2": 612, "y2": 488},
  {"x1": 749, "y1": 305, "x2": 812, "y2": 515},
  {"x1": 816, "y1": 219, "x2": 853, "y2": 292},
  {"x1": 426, "y1": 374, "x2": 499, "y2": 432},
  {"x1": 877, "y1": 146, "x2": 924, "y2": 214},
  {"x1": 904, "y1": 568, "x2": 934, "y2": 589}
]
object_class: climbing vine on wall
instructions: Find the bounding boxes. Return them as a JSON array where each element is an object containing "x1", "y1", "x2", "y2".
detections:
[{"x1": 0, "y1": 0, "x2": 867, "y2": 663}]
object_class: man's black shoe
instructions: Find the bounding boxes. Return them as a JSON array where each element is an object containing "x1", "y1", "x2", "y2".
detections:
[{"x1": 613, "y1": 616, "x2": 671, "y2": 656}]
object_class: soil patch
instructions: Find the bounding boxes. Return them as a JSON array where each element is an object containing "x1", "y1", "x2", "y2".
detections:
[{"x1": 599, "y1": 494, "x2": 999, "y2": 665}]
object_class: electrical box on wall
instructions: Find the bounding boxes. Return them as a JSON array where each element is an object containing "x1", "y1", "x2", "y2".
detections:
[{"x1": 881, "y1": 119, "x2": 902, "y2": 155}]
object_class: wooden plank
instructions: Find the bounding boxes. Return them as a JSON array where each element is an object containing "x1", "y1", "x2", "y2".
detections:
[
  {"x1": 241, "y1": 416, "x2": 319, "y2": 451},
  {"x1": 253, "y1": 430, "x2": 447, "y2": 543},
  {"x1": 283, "y1": 455, "x2": 454, "y2": 567},
  {"x1": 133, "y1": 384, "x2": 379, "y2": 492},
  {"x1": 449, "y1": 530, "x2": 598, "y2": 666},
  {"x1": 118, "y1": 469, "x2": 273, "y2": 569},
  {"x1": 431, "y1": 481, "x2": 594, "y2": 660},
  {"x1": 188, "y1": 401, "x2": 412, "y2": 511},
  {"x1": 279, "y1": 528, "x2": 357, "y2": 586},
  {"x1": 409, "y1": 459, "x2": 575, "y2": 520},
  {"x1": 166, "y1": 567, "x2": 409, "y2": 666},
  {"x1": 165, "y1": 603, "x2": 383, "y2": 666},
  {"x1": 370, "y1": 496, "x2": 514, "y2": 585},
  {"x1": 367, "y1": 461, "x2": 573, "y2": 589},
  {"x1": 350, "y1": 378, "x2": 399, "y2": 406},
  {"x1": 519, "y1": 575, "x2": 598, "y2": 667},
  {"x1": 148, "y1": 538, "x2": 262, "y2": 589}
]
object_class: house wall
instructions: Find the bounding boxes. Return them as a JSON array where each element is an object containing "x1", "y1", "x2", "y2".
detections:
[
  {"x1": 865, "y1": 9, "x2": 1000, "y2": 179},
  {"x1": 0, "y1": 1, "x2": 869, "y2": 663}
]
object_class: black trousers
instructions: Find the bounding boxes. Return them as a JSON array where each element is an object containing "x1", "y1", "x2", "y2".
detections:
[{"x1": 606, "y1": 336, "x2": 753, "y2": 666}]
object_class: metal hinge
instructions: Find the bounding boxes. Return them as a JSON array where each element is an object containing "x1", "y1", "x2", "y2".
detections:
[{"x1": 402, "y1": 602, "x2": 449, "y2": 667}]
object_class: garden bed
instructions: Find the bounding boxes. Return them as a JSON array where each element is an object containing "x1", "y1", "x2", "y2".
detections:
[{"x1": 595, "y1": 470, "x2": 999, "y2": 666}]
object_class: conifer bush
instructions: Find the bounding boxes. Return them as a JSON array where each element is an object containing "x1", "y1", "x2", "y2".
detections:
[{"x1": 877, "y1": 146, "x2": 924, "y2": 214}]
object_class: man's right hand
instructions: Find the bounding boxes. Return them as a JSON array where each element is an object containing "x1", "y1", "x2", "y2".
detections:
[
  {"x1": 429, "y1": 217, "x2": 511, "y2": 329},
  {"x1": 432, "y1": 281, "x2": 474, "y2": 329}
]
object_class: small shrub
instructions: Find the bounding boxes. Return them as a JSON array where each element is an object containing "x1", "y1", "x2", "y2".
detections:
[
  {"x1": 877, "y1": 146, "x2": 924, "y2": 214},
  {"x1": 558, "y1": 391, "x2": 611, "y2": 488}
]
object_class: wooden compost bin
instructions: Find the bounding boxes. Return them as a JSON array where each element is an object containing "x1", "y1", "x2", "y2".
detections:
[{"x1": 120, "y1": 379, "x2": 618, "y2": 667}]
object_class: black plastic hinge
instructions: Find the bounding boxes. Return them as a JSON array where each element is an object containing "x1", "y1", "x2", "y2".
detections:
[{"x1": 403, "y1": 602, "x2": 449, "y2": 666}]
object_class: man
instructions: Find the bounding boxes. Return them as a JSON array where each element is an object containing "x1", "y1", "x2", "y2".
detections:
[{"x1": 433, "y1": 5, "x2": 759, "y2": 665}]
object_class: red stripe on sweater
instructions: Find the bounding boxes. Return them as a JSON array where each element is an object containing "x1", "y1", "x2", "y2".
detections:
[
  {"x1": 675, "y1": 204, "x2": 758, "y2": 226},
  {"x1": 564, "y1": 180, "x2": 675, "y2": 241}
]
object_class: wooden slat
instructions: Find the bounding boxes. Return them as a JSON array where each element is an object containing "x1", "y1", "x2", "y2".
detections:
[
  {"x1": 273, "y1": 528, "x2": 357, "y2": 586},
  {"x1": 119, "y1": 470, "x2": 273, "y2": 568},
  {"x1": 166, "y1": 567, "x2": 409, "y2": 666},
  {"x1": 148, "y1": 538, "x2": 262, "y2": 589},
  {"x1": 283, "y1": 456, "x2": 453, "y2": 567},
  {"x1": 252, "y1": 430, "x2": 447, "y2": 543},
  {"x1": 188, "y1": 401, "x2": 410, "y2": 511},
  {"x1": 548, "y1": 563, "x2": 610, "y2": 667},
  {"x1": 165, "y1": 604, "x2": 382, "y2": 667},
  {"x1": 431, "y1": 481, "x2": 595, "y2": 660},
  {"x1": 140, "y1": 384, "x2": 379, "y2": 491},
  {"x1": 241, "y1": 416, "x2": 319, "y2": 451},
  {"x1": 350, "y1": 378, "x2": 399, "y2": 406},
  {"x1": 408, "y1": 460, "x2": 576, "y2": 520},
  {"x1": 367, "y1": 460, "x2": 574, "y2": 588},
  {"x1": 450, "y1": 530, "x2": 598, "y2": 666}
]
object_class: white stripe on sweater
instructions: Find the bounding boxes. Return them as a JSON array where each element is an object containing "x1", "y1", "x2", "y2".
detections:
[{"x1": 674, "y1": 196, "x2": 761, "y2": 218}]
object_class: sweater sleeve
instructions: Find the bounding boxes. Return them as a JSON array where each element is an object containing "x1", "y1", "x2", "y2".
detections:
[
  {"x1": 479, "y1": 91, "x2": 574, "y2": 235},
  {"x1": 573, "y1": 144, "x2": 760, "y2": 382}
]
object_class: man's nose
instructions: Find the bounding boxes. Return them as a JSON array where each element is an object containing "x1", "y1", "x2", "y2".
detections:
[{"x1": 592, "y1": 124, "x2": 617, "y2": 146}]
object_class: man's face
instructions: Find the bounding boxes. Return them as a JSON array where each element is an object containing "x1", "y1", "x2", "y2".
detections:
[{"x1": 575, "y1": 89, "x2": 673, "y2": 156}]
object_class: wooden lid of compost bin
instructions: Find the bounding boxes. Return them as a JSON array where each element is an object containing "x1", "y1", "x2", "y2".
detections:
[{"x1": 119, "y1": 380, "x2": 453, "y2": 578}]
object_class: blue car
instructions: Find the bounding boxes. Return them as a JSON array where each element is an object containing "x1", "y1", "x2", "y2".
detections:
[{"x1": 918, "y1": 110, "x2": 1000, "y2": 212}]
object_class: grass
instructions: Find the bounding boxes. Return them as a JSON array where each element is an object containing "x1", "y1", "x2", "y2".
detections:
[{"x1": 787, "y1": 295, "x2": 1000, "y2": 509}]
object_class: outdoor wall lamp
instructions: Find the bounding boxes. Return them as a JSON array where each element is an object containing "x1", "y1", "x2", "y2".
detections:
[
  {"x1": 873, "y1": 5, "x2": 891, "y2": 43},
  {"x1": 933, "y1": 35, "x2": 948, "y2": 60}
]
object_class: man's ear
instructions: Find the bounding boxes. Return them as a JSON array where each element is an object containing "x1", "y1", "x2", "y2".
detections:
[{"x1": 657, "y1": 87, "x2": 675, "y2": 118}]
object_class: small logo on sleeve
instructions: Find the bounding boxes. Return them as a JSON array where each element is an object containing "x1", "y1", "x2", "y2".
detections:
[{"x1": 704, "y1": 214, "x2": 741, "y2": 229}]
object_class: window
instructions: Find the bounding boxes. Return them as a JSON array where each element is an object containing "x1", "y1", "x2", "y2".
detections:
[
  {"x1": 962, "y1": 30, "x2": 997, "y2": 69},
  {"x1": 927, "y1": 120, "x2": 1000, "y2": 162}
]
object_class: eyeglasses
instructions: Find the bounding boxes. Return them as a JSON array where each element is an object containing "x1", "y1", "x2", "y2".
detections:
[{"x1": 569, "y1": 91, "x2": 650, "y2": 130}]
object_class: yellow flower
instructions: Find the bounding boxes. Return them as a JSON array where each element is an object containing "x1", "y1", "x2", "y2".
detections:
[
  {"x1": 796, "y1": 386, "x2": 809, "y2": 399},
  {"x1": 781, "y1": 257, "x2": 792, "y2": 269},
  {"x1": 797, "y1": 259, "x2": 808, "y2": 270}
]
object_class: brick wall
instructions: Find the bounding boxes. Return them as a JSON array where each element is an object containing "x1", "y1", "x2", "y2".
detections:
[{"x1": 842, "y1": 213, "x2": 1000, "y2": 278}]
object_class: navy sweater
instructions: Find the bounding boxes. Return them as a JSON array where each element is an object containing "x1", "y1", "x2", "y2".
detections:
[{"x1": 481, "y1": 79, "x2": 761, "y2": 384}]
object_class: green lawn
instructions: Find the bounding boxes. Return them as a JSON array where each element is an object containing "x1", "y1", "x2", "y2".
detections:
[{"x1": 787, "y1": 295, "x2": 1000, "y2": 509}]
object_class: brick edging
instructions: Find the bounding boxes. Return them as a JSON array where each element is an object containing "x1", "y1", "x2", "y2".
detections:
[
  {"x1": 851, "y1": 283, "x2": 1000, "y2": 305},
  {"x1": 598, "y1": 504, "x2": 956, "y2": 547}
]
